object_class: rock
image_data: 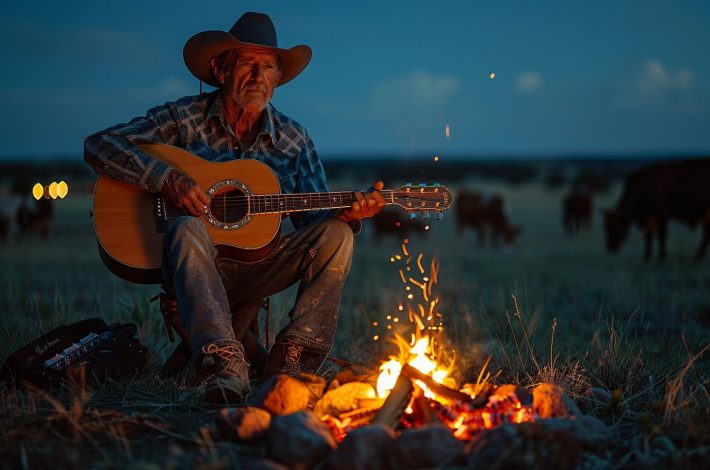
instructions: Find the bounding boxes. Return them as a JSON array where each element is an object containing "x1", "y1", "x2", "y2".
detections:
[
  {"x1": 581, "y1": 387, "x2": 612, "y2": 412},
  {"x1": 313, "y1": 382, "x2": 377, "y2": 418},
  {"x1": 296, "y1": 371, "x2": 327, "y2": 407},
  {"x1": 538, "y1": 415, "x2": 611, "y2": 451},
  {"x1": 254, "y1": 374, "x2": 311, "y2": 416},
  {"x1": 562, "y1": 394, "x2": 582, "y2": 418},
  {"x1": 268, "y1": 411, "x2": 337, "y2": 469},
  {"x1": 385, "y1": 424, "x2": 466, "y2": 469},
  {"x1": 466, "y1": 422, "x2": 581, "y2": 469},
  {"x1": 323, "y1": 423, "x2": 395, "y2": 470},
  {"x1": 326, "y1": 365, "x2": 377, "y2": 392},
  {"x1": 532, "y1": 383, "x2": 568, "y2": 418},
  {"x1": 215, "y1": 407, "x2": 271, "y2": 442},
  {"x1": 492, "y1": 383, "x2": 532, "y2": 405}
]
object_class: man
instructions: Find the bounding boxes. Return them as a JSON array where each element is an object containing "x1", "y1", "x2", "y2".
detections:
[{"x1": 84, "y1": 12, "x2": 384, "y2": 404}]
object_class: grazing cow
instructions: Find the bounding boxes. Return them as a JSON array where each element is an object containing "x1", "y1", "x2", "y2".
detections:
[
  {"x1": 0, "y1": 196, "x2": 22, "y2": 242},
  {"x1": 16, "y1": 196, "x2": 54, "y2": 239},
  {"x1": 562, "y1": 184, "x2": 593, "y2": 236},
  {"x1": 604, "y1": 159, "x2": 710, "y2": 260},
  {"x1": 455, "y1": 190, "x2": 521, "y2": 250},
  {"x1": 372, "y1": 208, "x2": 428, "y2": 241}
]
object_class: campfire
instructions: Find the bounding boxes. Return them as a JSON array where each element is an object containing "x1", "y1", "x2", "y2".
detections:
[{"x1": 318, "y1": 240, "x2": 536, "y2": 442}]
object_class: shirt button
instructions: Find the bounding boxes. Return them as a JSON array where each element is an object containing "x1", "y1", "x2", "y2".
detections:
[
  {"x1": 104, "y1": 165, "x2": 109, "y2": 170},
  {"x1": 143, "y1": 184, "x2": 149, "y2": 189}
]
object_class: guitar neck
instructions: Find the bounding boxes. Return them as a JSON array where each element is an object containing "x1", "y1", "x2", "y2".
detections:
[{"x1": 248, "y1": 190, "x2": 397, "y2": 214}]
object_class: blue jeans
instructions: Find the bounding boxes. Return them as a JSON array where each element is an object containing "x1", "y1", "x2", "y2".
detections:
[{"x1": 161, "y1": 216, "x2": 354, "y2": 375}]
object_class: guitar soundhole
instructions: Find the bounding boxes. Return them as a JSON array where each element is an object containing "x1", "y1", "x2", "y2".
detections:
[{"x1": 209, "y1": 187, "x2": 248, "y2": 224}]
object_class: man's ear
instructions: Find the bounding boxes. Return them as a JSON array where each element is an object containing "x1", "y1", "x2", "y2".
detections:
[{"x1": 209, "y1": 57, "x2": 225, "y2": 84}]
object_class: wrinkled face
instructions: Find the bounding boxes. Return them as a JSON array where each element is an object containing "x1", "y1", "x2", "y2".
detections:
[
  {"x1": 604, "y1": 210, "x2": 630, "y2": 252},
  {"x1": 216, "y1": 47, "x2": 281, "y2": 113}
]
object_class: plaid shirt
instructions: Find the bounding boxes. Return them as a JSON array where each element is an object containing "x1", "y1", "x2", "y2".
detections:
[{"x1": 84, "y1": 91, "x2": 342, "y2": 231}]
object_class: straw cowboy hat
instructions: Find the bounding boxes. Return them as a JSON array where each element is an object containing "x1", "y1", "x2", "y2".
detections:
[{"x1": 183, "y1": 12, "x2": 312, "y2": 88}]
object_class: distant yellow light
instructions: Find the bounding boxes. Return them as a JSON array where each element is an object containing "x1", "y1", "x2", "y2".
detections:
[
  {"x1": 373, "y1": 335, "x2": 379, "y2": 341},
  {"x1": 425, "y1": 225, "x2": 430, "y2": 231},
  {"x1": 32, "y1": 183, "x2": 44, "y2": 200},
  {"x1": 48, "y1": 182, "x2": 58, "y2": 199},
  {"x1": 489, "y1": 72, "x2": 496, "y2": 79},
  {"x1": 445, "y1": 124, "x2": 451, "y2": 139},
  {"x1": 433, "y1": 156, "x2": 439, "y2": 162},
  {"x1": 57, "y1": 181, "x2": 69, "y2": 199}
]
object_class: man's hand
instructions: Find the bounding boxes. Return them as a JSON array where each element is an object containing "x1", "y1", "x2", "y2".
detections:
[
  {"x1": 336, "y1": 181, "x2": 386, "y2": 222},
  {"x1": 162, "y1": 170, "x2": 210, "y2": 217}
]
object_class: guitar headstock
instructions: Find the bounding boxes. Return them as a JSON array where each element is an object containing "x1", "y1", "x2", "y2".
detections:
[{"x1": 391, "y1": 183, "x2": 452, "y2": 219}]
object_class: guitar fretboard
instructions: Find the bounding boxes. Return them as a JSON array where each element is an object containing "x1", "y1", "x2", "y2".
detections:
[{"x1": 247, "y1": 190, "x2": 397, "y2": 214}]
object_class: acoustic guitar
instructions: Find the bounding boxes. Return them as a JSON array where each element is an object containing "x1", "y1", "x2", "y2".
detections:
[{"x1": 93, "y1": 143, "x2": 452, "y2": 284}]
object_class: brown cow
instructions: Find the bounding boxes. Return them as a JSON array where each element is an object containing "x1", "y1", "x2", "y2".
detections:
[
  {"x1": 604, "y1": 159, "x2": 710, "y2": 260},
  {"x1": 15, "y1": 196, "x2": 53, "y2": 240},
  {"x1": 562, "y1": 184, "x2": 592, "y2": 236},
  {"x1": 455, "y1": 190, "x2": 521, "y2": 250},
  {"x1": 372, "y1": 208, "x2": 428, "y2": 241}
]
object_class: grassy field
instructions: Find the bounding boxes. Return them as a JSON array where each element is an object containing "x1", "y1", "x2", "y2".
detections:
[{"x1": 0, "y1": 177, "x2": 708, "y2": 468}]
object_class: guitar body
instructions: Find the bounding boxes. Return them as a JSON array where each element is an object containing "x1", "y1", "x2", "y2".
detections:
[{"x1": 94, "y1": 144, "x2": 281, "y2": 284}]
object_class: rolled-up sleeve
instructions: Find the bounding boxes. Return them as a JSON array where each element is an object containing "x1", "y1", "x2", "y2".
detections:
[{"x1": 83, "y1": 103, "x2": 181, "y2": 193}]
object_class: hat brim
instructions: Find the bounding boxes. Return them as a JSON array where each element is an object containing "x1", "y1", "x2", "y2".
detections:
[{"x1": 183, "y1": 30, "x2": 311, "y2": 88}]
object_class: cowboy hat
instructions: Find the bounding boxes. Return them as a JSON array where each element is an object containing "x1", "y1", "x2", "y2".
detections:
[{"x1": 183, "y1": 12, "x2": 311, "y2": 88}]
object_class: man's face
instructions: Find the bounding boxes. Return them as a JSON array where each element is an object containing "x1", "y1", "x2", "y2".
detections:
[{"x1": 222, "y1": 48, "x2": 281, "y2": 113}]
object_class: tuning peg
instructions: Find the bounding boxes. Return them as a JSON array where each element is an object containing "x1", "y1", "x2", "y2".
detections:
[
  {"x1": 437, "y1": 212, "x2": 445, "y2": 221},
  {"x1": 410, "y1": 212, "x2": 417, "y2": 219}
]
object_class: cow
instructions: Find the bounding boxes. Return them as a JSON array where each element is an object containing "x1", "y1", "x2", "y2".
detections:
[
  {"x1": 16, "y1": 196, "x2": 54, "y2": 239},
  {"x1": 603, "y1": 159, "x2": 710, "y2": 260},
  {"x1": 0, "y1": 195, "x2": 22, "y2": 242},
  {"x1": 371, "y1": 207, "x2": 428, "y2": 241},
  {"x1": 455, "y1": 190, "x2": 521, "y2": 250},
  {"x1": 562, "y1": 184, "x2": 593, "y2": 236}
]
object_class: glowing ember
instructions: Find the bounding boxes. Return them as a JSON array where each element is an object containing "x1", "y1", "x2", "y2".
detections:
[{"x1": 489, "y1": 72, "x2": 496, "y2": 79}]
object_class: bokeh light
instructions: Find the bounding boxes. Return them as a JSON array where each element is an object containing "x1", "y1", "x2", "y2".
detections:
[
  {"x1": 48, "y1": 182, "x2": 58, "y2": 199},
  {"x1": 32, "y1": 183, "x2": 44, "y2": 200},
  {"x1": 57, "y1": 181, "x2": 69, "y2": 199}
]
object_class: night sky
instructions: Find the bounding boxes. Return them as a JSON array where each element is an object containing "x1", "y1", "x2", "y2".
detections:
[{"x1": 1, "y1": 0, "x2": 709, "y2": 159}]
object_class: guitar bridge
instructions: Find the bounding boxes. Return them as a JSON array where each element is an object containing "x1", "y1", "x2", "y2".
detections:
[{"x1": 154, "y1": 195, "x2": 169, "y2": 233}]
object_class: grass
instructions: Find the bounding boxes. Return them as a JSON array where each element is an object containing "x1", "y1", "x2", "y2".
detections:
[{"x1": 0, "y1": 178, "x2": 708, "y2": 468}]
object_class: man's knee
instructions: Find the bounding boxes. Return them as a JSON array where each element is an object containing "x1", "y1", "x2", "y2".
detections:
[
  {"x1": 166, "y1": 216, "x2": 209, "y2": 243},
  {"x1": 164, "y1": 216, "x2": 214, "y2": 258},
  {"x1": 320, "y1": 218, "x2": 354, "y2": 251}
]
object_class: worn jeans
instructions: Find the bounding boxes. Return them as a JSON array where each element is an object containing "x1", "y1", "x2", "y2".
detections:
[{"x1": 161, "y1": 216, "x2": 354, "y2": 376}]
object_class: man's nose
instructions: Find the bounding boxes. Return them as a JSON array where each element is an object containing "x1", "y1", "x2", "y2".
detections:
[{"x1": 249, "y1": 63, "x2": 266, "y2": 79}]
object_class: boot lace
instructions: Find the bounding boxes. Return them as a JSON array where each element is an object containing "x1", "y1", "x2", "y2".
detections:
[{"x1": 201, "y1": 343, "x2": 249, "y2": 375}]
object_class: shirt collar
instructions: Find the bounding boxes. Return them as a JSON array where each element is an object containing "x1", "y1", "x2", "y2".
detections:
[{"x1": 207, "y1": 93, "x2": 279, "y2": 145}]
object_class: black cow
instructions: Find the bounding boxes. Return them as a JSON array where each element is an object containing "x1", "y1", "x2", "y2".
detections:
[
  {"x1": 372, "y1": 208, "x2": 428, "y2": 241},
  {"x1": 562, "y1": 184, "x2": 593, "y2": 236},
  {"x1": 604, "y1": 159, "x2": 710, "y2": 260},
  {"x1": 456, "y1": 190, "x2": 521, "y2": 250}
]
